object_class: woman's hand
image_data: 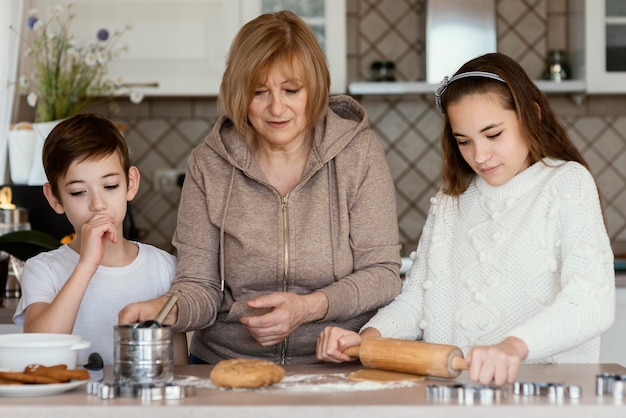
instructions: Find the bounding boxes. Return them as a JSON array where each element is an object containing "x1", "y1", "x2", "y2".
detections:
[
  {"x1": 240, "y1": 291, "x2": 328, "y2": 347},
  {"x1": 466, "y1": 336, "x2": 528, "y2": 386},
  {"x1": 118, "y1": 295, "x2": 176, "y2": 325},
  {"x1": 316, "y1": 326, "x2": 363, "y2": 363}
]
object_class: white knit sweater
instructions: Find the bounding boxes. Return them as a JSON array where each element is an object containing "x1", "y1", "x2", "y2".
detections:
[{"x1": 365, "y1": 158, "x2": 615, "y2": 363}]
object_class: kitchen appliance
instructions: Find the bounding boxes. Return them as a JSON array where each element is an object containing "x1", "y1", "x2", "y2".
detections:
[
  {"x1": 90, "y1": 324, "x2": 194, "y2": 400},
  {"x1": 0, "y1": 187, "x2": 31, "y2": 303},
  {"x1": 426, "y1": 0, "x2": 497, "y2": 83},
  {"x1": 113, "y1": 325, "x2": 174, "y2": 385},
  {"x1": 1, "y1": 185, "x2": 73, "y2": 241}
]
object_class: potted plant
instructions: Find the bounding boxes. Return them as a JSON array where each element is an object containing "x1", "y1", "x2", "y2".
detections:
[
  {"x1": 17, "y1": 2, "x2": 143, "y2": 122},
  {"x1": 9, "y1": 2, "x2": 142, "y2": 185},
  {"x1": 0, "y1": 230, "x2": 61, "y2": 262}
]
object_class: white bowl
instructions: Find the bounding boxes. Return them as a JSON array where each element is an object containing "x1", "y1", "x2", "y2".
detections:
[{"x1": 0, "y1": 333, "x2": 90, "y2": 371}]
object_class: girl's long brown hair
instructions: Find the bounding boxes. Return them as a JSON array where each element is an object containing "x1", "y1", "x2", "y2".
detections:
[{"x1": 438, "y1": 53, "x2": 588, "y2": 196}]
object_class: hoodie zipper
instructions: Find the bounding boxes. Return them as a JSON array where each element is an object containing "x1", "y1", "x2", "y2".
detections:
[{"x1": 279, "y1": 196, "x2": 290, "y2": 364}]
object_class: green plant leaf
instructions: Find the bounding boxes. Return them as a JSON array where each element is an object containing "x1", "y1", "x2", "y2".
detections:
[{"x1": 0, "y1": 230, "x2": 61, "y2": 261}]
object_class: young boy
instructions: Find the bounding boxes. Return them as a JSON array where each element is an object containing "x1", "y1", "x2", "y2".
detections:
[{"x1": 13, "y1": 113, "x2": 187, "y2": 365}]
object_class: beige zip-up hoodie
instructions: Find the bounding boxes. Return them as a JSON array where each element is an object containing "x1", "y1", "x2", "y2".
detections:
[{"x1": 171, "y1": 95, "x2": 402, "y2": 364}]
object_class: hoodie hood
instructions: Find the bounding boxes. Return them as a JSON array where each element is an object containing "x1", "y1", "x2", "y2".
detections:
[{"x1": 203, "y1": 95, "x2": 370, "y2": 178}]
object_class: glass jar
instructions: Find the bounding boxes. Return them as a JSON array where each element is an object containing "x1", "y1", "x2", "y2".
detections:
[
  {"x1": 545, "y1": 50, "x2": 571, "y2": 82},
  {"x1": 370, "y1": 60, "x2": 396, "y2": 81}
]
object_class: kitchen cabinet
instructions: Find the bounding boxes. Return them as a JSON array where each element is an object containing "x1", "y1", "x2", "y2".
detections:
[
  {"x1": 569, "y1": 0, "x2": 626, "y2": 93},
  {"x1": 582, "y1": 0, "x2": 626, "y2": 93},
  {"x1": 23, "y1": 0, "x2": 237, "y2": 96},
  {"x1": 240, "y1": 0, "x2": 346, "y2": 94},
  {"x1": 26, "y1": 0, "x2": 240, "y2": 96},
  {"x1": 25, "y1": 0, "x2": 345, "y2": 96}
]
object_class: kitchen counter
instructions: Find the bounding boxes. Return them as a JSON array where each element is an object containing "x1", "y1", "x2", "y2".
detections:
[
  {"x1": 1, "y1": 363, "x2": 625, "y2": 417},
  {"x1": 0, "y1": 298, "x2": 17, "y2": 325}
]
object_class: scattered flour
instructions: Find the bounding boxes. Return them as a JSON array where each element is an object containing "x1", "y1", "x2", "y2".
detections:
[
  {"x1": 274, "y1": 373, "x2": 418, "y2": 392},
  {"x1": 174, "y1": 373, "x2": 419, "y2": 392}
]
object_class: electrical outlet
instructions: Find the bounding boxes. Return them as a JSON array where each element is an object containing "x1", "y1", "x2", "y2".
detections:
[{"x1": 154, "y1": 169, "x2": 186, "y2": 192}]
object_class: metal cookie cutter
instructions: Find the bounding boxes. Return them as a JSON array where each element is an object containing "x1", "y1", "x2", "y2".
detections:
[
  {"x1": 426, "y1": 383, "x2": 508, "y2": 404},
  {"x1": 87, "y1": 381, "x2": 196, "y2": 400},
  {"x1": 596, "y1": 373, "x2": 626, "y2": 398},
  {"x1": 513, "y1": 381, "x2": 581, "y2": 399}
]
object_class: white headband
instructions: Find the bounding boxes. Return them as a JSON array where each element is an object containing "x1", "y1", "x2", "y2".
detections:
[{"x1": 435, "y1": 71, "x2": 506, "y2": 113}]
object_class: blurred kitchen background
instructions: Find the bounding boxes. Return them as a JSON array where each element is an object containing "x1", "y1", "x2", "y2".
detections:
[{"x1": 8, "y1": 0, "x2": 626, "y2": 259}]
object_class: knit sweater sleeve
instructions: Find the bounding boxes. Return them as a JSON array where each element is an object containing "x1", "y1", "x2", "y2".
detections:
[
  {"x1": 507, "y1": 164, "x2": 615, "y2": 361},
  {"x1": 360, "y1": 192, "x2": 442, "y2": 339}
]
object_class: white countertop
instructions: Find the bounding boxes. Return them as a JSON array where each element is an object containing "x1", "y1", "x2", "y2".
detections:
[{"x1": 1, "y1": 363, "x2": 625, "y2": 417}]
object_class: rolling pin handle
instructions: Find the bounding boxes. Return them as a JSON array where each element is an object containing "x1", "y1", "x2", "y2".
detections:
[
  {"x1": 342, "y1": 345, "x2": 360, "y2": 358},
  {"x1": 451, "y1": 355, "x2": 469, "y2": 371}
]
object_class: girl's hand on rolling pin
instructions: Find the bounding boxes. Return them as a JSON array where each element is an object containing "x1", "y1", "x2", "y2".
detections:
[
  {"x1": 466, "y1": 336, "x2": 528, "y2": 386},
  {"x1": 316, "y1": 326, "x2": 362, "y2": 363}
]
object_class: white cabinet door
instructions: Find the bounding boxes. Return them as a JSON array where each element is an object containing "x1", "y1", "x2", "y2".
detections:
[
  {"x1": 27, "y1": 0, "x2": 240, "y2": 96},
  {"x1": 25, "y1": 0, "x2": 345, "y2": 96},
  {"x1": 240, "y1": 0, "x2": 346, "y2": 94},
  {"x1": 585, "y1": 0, "x2": 626, "y2": 93}
]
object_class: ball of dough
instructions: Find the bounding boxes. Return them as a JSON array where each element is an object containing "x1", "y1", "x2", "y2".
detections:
[{"x1": 210, "y1": 358, "x2": 285, "y2": 389}]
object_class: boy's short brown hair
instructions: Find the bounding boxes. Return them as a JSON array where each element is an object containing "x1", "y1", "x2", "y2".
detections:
[{"x1": 43, "y1": 113, "x2": 131, "y2": 199}]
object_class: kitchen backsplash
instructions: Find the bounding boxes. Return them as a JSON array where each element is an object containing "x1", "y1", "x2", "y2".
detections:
[{"x1": 15, "y1": 0, "x2": 626, "y2": 256}]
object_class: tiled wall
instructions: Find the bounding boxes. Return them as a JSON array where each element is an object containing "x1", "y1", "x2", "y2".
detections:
[
  {"x1": 348, "y1": 0, "x2": 626, "y2": 256},
  {"x1": 20, "y1": 0, "x2": 625, "y2": 256}
]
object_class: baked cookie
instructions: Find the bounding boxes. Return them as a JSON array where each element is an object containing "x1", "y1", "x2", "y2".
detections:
[{"x1": 210, "y1": 358, "x2": 285, "y2": 389}]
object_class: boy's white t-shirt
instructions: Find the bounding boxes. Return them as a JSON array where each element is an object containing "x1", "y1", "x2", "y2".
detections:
[{"x1": 13, "y1": 242, "x2": 177, "y2": 365}]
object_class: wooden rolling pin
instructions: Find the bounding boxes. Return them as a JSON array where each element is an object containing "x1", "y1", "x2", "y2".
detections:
[{"x1": 342, "y1": 337, "x2": 468, "y2": 379}]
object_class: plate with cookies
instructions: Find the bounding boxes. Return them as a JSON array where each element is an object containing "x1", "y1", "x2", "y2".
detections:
[{"x1": 0, "y1": 364, "x2": 89, "y2": 397}]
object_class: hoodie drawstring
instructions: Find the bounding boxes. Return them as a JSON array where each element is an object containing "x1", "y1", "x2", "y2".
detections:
[
  {"x1": 219, "y1": 167, "x2": 236, "y2": 291},
  {"x1": 327, "y1": 159, "x2": 338, "y2": 280}
]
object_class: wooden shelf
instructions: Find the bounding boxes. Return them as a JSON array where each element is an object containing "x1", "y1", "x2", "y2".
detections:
[{"x1": 348, "y1": 80, "x2": 587, "y2": 95}]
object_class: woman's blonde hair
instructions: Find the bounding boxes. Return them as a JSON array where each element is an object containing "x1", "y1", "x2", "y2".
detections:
[{"x1": 218, "y1": 10, "x2": 330, "y2": 138}]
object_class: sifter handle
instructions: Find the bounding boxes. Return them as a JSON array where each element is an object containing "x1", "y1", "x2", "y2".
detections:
[{"x1": 154, "y1": 290, "x2": 182, "y2": 324}]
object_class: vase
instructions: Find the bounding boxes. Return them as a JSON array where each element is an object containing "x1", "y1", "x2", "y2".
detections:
[
  {"x1": 7, "y1": 123, "x2": 38, "y2": 185},
  {"x1": 8, "y1": 120, "x2": 63, "y2": 186}
]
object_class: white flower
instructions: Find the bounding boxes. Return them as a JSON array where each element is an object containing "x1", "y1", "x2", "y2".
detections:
[
  {"x1": 18, "y1": 76, "x2": 28, "y2": 88},
  {"x1": 85, "y1": 53, "x2": 96, "y2": 66},
  {"x1": 67, "y1": 47, "x2": 78, "y2": 59},
  {"x1": 27, "y1": 92, "x2": 38, "y2": 107},
  {"x1": 130, "y1": 90, "x2": 144, "y2": 104},
  {"x1": 33, "y1": 19, "x2": 43, "y2": 33},
  {"x1": 96, "y1": 51, "x2": 108, "y2": 64}
]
